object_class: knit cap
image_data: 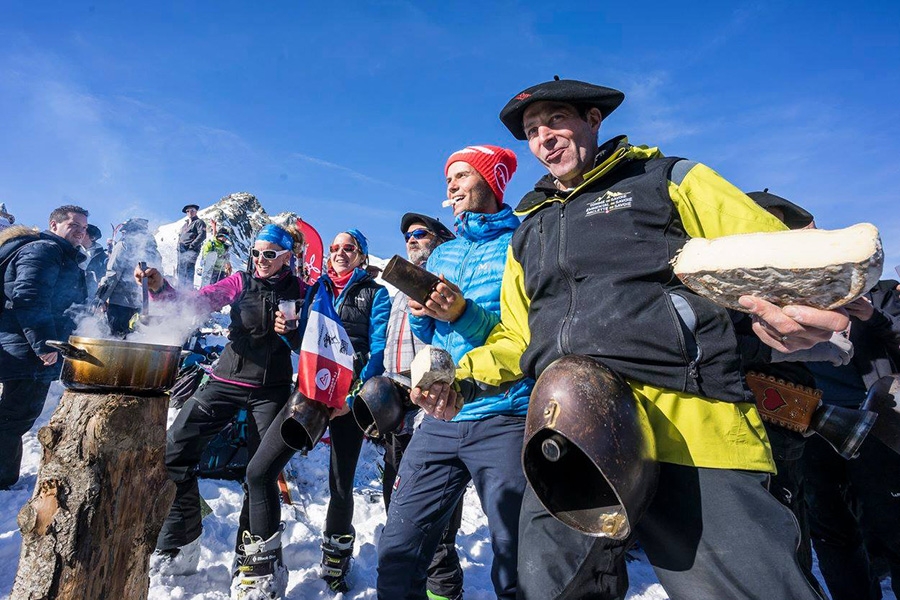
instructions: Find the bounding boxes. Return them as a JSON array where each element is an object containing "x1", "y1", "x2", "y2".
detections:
[{"x1": 444, "y1": 145, "x2": 517, "y2": 205}]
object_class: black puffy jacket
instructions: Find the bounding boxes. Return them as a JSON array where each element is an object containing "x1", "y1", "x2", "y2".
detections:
[{"x1": 0, "y1": 228, "x2": 87, "y2": 381}]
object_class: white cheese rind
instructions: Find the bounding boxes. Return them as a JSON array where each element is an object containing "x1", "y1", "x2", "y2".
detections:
[{"x1": 673, "y1": 224, "x2": 883, "y2": 311}]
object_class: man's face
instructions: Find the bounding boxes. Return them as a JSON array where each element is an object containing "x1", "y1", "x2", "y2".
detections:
[
  {"x1": 50, "y1": 212, "x2": 88, "y2": 246},
  {"x1": 446, "y1": 161, "x2": 498, "y2": 216},
  {"x1": 522, "y1": 101, "x2": 602, "y2": 188},
  {"x1": 404, "y1": 223, "x2": 439, "y2": 265},
  {"x1": 186, "y1": 208, "x2": 198, "y2": 219}
]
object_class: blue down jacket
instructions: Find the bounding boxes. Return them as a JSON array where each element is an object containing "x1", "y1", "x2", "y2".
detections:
[
  {"x1": 410, "y1": 205, "x2": 533, "y2": 420},
  {"x1": 0, "y1": 229, "x2": 87, "y2": 381}
]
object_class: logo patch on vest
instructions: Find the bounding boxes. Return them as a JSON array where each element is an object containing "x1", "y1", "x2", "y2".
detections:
[{"x1": 585, "y1": 190, "x2": 633, "y2": 217}]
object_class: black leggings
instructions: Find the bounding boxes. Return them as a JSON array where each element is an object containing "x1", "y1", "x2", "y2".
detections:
[
  {"x1": 251, "y1": 408, "x2": 367, "y2": 540},
  {"x1": 156, "y1": 379, "x2": 290, "y2": 551}
]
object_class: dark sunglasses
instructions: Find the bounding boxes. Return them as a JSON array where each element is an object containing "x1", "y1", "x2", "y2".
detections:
[
  {"x1": 404, "y1": 228, "x2": 433, "y2": 242},
  {"x1": 251, "y1": 248, "x2": 290, "y2": 260},
  {"x1": 329, "y1": 243, "x2": 358, "y2": 254}
]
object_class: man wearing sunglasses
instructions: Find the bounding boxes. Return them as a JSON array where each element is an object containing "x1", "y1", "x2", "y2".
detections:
[
  {"x1": 379, "y1": 212, "x2": 462, "y2": 600},
  {"x1": 377, "y1": 146, "x2": 534, "y2": 600}
]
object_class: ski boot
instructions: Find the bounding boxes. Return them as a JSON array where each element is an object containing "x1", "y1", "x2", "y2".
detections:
[
  {"x1": 150, "y1": 535, "x2": 202, "y2": 576},
  {"x1": 321, "y1": 533, "x2": 354, "y2": 593},
  {"x1": 231, "y1": 524, "x2": 288, "y2": 600}
]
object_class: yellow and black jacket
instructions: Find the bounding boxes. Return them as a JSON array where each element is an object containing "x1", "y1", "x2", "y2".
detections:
[{"x1": 457, "y1": 136, "x2": 789, "y2": 471}]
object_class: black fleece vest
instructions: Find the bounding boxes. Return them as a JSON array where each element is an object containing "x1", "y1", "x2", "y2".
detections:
[
  {"x1": 513, "y1": 156, "x2": 752, "y2": 404},
  {"x1": 335, "y1": 275, "x2": 380, "y2": 378},
  {"x1": 214, "y1": 271, "x2": 304, "y2": 386}
]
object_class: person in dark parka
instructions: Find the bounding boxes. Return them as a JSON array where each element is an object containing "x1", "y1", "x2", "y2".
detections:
[{"x1": 0, "y1": 205, "x2": 88, "y2": 489}]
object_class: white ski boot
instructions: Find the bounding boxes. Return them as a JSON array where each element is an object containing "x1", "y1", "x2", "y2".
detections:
[
  {"x1": 150, "y1": 535, "x2": 202, "y2": 576},
  {"x1": 230, "y1": 524, "x2": 288, "y2": 600},
  {"x1": 321, "y1": 533, "x2": 354, "y2": 593}
]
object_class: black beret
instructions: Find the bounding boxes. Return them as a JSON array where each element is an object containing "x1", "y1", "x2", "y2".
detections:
[
  {"x1": 746, "y1": 189, "x2": 814, "y2": 230},
  {"x1": 400, "y1": 213, "x2": 455, "y2": 242},
  {"x1": 500, "y1": 78, "x2": 625, "y2": 140},
  {"x1": 182, "y1": 204, "x2": 200, "y2": 213}
]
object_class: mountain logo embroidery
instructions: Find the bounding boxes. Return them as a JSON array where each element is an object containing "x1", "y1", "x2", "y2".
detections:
[
  {"x1": 585, "y1": 190, "x2": 633, "y2": 217},
  {"x1": 762, "y1": 388, "x2": 787, "y2": 411}
]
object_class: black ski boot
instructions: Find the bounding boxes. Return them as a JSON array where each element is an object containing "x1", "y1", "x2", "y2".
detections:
[{"x1": 321, "y1": 533, "x2": 354, "y2": 593}]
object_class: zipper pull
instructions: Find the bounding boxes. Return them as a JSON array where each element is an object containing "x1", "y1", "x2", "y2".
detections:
[{"x1": 688, "y1": 360, "x2": 699, "y2": 380}]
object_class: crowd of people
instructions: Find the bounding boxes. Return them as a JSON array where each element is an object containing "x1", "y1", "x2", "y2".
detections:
[{"x1": 0, "y1": 76, "x2": 898, "y2": 600}]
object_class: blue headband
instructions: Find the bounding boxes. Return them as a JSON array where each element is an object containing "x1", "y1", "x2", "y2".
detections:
[
  {"x1": 344, "y1": 228, "x2": 368, "y2": 256},
  {"x1": 256, "y1": 224, "x2": 294, "y2": 251}
]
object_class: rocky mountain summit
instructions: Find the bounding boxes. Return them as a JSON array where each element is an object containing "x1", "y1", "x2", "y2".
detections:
[{"x1": 154, "y1": 192, "x2": 387, "y2": 284}]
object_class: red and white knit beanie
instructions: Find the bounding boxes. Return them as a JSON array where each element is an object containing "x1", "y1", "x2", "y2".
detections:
[{"x1": 444, "y1": 145, "x2": 517, "y2": 205}]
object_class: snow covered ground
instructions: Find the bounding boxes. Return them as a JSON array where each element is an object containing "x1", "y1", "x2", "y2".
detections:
[{"x1": 0, "y1": 385, "x2": 895, "y2": 600}]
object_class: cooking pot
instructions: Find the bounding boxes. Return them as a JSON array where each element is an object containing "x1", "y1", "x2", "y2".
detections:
[{"x1": 46, "y1": 336, "x2": 183, "y2": 394}]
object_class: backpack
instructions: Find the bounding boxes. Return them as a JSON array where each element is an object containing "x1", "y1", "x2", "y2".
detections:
[
  {"x1": 196, "y1": 408, "x2": 250, "y2": 481},
  {"x1": 0, "y1": 231, "x2": 41, "y2": 315}
]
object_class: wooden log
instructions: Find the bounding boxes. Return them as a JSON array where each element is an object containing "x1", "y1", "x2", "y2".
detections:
[{"x1": 11, "y1": 391, "x2": 175, "y2": 600}]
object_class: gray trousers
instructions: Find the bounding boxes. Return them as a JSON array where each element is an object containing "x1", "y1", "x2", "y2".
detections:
[{"x1": 517, "y1": 463, "x2": 825, "y2": 600}]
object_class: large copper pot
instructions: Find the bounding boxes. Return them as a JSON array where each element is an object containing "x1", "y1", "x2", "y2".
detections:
[{"x1": 46, "y1": 336, "x2": 183, "y2": 394}]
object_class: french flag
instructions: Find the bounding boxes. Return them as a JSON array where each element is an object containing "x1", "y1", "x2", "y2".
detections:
[{"x1": 296, "y1": 283, "x2": 355, "y2": 410}]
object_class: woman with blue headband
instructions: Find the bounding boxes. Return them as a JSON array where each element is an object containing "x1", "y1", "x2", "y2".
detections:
[
  {"x1": 248, "y1": 227, "x2": 391, "y2": 593},
  {"x1": 136, "y1": 223, "x2": 308, "y2": 599}
]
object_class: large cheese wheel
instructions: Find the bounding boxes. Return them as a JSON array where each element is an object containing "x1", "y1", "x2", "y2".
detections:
[{"x1": 672, "y1": 223, "x2": 883, "y2": 311}]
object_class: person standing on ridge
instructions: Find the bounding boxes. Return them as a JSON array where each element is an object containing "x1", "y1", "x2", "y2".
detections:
[{"x1": 177, "y1": 203, "x2": 206, "y2": 288}]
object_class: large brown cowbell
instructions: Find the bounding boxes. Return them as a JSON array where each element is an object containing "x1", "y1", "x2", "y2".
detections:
[{"x1": 523, "y1": 355, "x2": 658, "y2": 540}]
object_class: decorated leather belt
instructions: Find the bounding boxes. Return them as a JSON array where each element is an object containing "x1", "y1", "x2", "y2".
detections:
[{"x1": 745, "y1": 371, "x2": 822, "y2": 433}]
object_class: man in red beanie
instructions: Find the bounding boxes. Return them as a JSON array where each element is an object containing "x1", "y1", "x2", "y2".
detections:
[
  {"x1": 443, "y1": 145, "x2": 517, "y2": 213},
  {"x1": 376, "y1": 145, "x2": 534, "y2": 600}
]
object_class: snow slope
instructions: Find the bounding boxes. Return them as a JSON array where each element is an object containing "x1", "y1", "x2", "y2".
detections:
[
  {"x1": 5, "y1": 385, "x2": 896, "y2": 599},
  {"x1": 0, "y1": 385, "x2": 670, "y2": 600}
]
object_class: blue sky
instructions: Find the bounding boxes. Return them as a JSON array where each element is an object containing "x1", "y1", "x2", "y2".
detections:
[{"x1": 1, "y1": 1, "x2": 898, "y2": 270}]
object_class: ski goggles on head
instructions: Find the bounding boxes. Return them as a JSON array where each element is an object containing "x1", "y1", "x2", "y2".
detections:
[
  {"x1": 403, "y1": 228, "x2": 433, "y2": 242},
  {"x1": 329, "y1": 243, "x2": 359, "y2": 254},
  {"x1": 251, "y1": 248, "x2": 290, "y2": 260}
]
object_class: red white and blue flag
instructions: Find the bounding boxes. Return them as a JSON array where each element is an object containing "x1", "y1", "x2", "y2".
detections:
[{"x1": 296, "y1": 283, "x2": 355, "y2": 409}]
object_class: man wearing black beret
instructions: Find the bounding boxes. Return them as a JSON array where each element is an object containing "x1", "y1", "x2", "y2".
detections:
[
  {"x1": 417, "y1": 78, "x2": 852, "y2": 599},
  {"x1": 177, "y1": 203, "x2": 206, "y2": 288}
]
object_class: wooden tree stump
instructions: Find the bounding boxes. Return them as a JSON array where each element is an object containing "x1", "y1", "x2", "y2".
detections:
[{"x1": 11, "y1": 391, "x2": 175, "y2": 600}]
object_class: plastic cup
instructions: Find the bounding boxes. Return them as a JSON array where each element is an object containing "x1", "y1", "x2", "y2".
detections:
[{"x1": 278, "y1": 299, "x2": 298, "y2": 330}]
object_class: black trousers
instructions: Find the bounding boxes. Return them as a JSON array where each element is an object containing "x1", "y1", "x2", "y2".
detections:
[
  {"x1": 325, "y1": 411, "x2": 365, "y2": 537},
  {"x1": 0, "y1": 378, "x2": 52, "y2": 488},
  {"x1": 245, "y1": 405, "x2": 377, "y2": 543},
  {"x1": 517, "y1": 464, "x2": 825, "y2": 600},
  {"x1": 765, "y1": 426, "x2": 824, "y2": 594},
  {"x1": 804, "y1": 434, "x2": 900, "y2": 600},
  {"x1": 384, "y1": 430, "x2": 465, "y2": 599},
  {"x1": 156, "y1": 379, "x2": 290, "y2": 551}
]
